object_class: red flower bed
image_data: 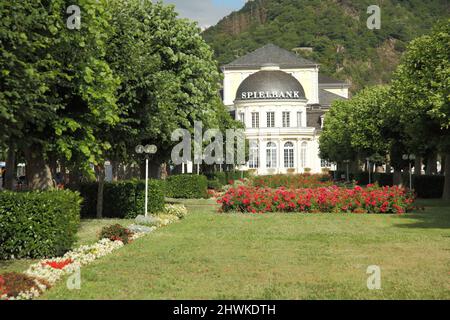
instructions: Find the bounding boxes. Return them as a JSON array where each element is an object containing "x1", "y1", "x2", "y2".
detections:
[
  {"x1": 43, "y1": 259, "x2": 73, "y2": 270},
  {"x1": 0, "y1": 273, "x2": 51, "y2": 299},
  {"x1": 217, "y1": 184, "x2": 414, "y2": 214}
]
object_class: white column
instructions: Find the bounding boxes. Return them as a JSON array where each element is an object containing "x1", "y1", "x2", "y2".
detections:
[
  {"x1": 259, "y1": 138, "x2": 265, "y2": 175},
  {"x1": 278, "y1": 139, "x2": 282, "y2": 174}
]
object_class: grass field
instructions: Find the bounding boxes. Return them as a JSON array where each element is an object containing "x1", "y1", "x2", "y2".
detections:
[{"x1": 29, "y1": 198, "x2": 450, "y2": 300}]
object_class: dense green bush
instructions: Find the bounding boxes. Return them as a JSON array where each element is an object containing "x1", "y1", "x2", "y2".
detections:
[
  {"x1": 330, "y1": 171, "x2": 444, "y2": 198},
  {"x1": 207, "y1": 179, "x2": 223, "y2": 190},
  {"x1": 0, "y1": 190, "x2": 82, "y2": 260},
  {"x1": 166, "y1": 175, "x2": 208, "y2": 199},
  {"x1": 69, "y1": 179, "x2": 165, "y2": 219}
]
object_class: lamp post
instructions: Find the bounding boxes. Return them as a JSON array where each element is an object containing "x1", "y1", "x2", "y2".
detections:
[
  {"x1": 135, "y1": 144, "x2": 157, "y2": 217},
  {"x1": 343, "y1": 160, "x2": 350, "y2": 182},
  {"x1": 402, "y1": 154, "x2": 416, "y2": 190}
]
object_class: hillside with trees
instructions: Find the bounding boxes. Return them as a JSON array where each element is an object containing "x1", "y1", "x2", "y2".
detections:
[{"x1": 203, "y1": 0, "x2": 449, "y2": 92}]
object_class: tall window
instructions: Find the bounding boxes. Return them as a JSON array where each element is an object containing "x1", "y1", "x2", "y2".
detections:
[
  {"x1": 282, "y1": 112, "x2": 290, "y2": 127},
  {"x1": 251, "y1": 112, "x2": 259, "y2": 128},
  {"x1": 266, "y1": 142, "x2": 277, "y2": 168},
  {"x1": 249, "y1": 141, "x2": 259, "y2": 168},
  {"x1": 267, "y1": 112, "x2": 275, "y2": 128},
  {"x1": 239, "y1": 112, "x2": 245, "y2": 124},
  {"x1": 297, "y1": 111, "x2": 303, "y2": 127},
  {"x1": 284, "y1": 142, "x2": 294, "y2": 168},
  {"x1": 300, "y1": 141, "x2": 307, "y2": 168}
]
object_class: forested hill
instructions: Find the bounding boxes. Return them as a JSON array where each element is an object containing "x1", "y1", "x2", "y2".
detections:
[{"x1": 202, "y1": 0, "x2": 449, "y2": 92}]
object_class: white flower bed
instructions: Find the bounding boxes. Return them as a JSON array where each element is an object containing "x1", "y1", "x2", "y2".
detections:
[{"x1": 1, "y1": 210, "x2": 185, "y2": 301}]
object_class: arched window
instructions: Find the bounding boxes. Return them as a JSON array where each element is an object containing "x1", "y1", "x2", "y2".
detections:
[
  {"x1": 284, "y1": 142, "x2": 294, "y2": 168},
  {"x1": 266, "y1": 142, "x2": 277, "y2": 168},
  {"x1": 300, "y1": 142, "x2": 307, "y2": 168},
  {"x1": 249, "y1": 141, "x2": 259, "y2": 168}
]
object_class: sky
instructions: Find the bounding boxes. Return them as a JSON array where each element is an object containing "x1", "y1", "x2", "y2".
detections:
[{"x1": 163, "y1": 0, "x2": 245, "y2": 28}]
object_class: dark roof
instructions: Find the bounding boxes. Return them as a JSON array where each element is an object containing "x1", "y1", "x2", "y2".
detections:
[
  {"x1": 319, "y1": 74, "x2": 348, "y2": 85},
  {"x1": 235, "y1": 70, "x2": 306, "y2": 101},
  {"x1": 223, "y1": 44, "x2": 318, "y2": 69},
  {"x1": 319, "y1": 89, "x2": 345, "y2": 106},
  {"x1": 307, "y1": 109, "x2": 326, "y2": 131}
]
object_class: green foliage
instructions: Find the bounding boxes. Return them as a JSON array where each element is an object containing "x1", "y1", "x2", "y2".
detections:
[
  {"x1": 69, "y1": 180, "x2": 165, "y2": 219},
  {"x1": 0, "y1": 0, "x2": 120, "y2": 177},
  {"x1": 334, "y1": 172, "x2": 444, "y2": 198},
  {"x1": 203, "y1": 0, "x2": 449, "y2": 91},
  {"x1": 105, "y1": 0, "x2": 241, "y2": 166},
  {"x1": 99, "y1": 224, "x2": 133, "y2": 244},
  {"x1": 0, "y1": 190, "x2": 81, "y2": 260},
  {"x1": 207, "y1": 179, "x2": 223, "y2": 190},
  {"x1": 166, "y1": 175, "x2": 208, "y2": 199}
]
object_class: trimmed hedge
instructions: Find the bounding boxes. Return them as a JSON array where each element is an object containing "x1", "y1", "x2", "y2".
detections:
[
  {"x1": 204, "y1": 171, "x2": 252, "y2": 189},
  {"x1": 69, "y1": 180, "x2": 165, "y2": 219},
  {"x1": 0, "y1": 190, "x2": 82, "y2": 260},
  {"x1": 166, "y1": 174, "x2": 208, "y2": 199},
  {"x1": 330, "y1": 171, "x2": 445, "y2": 198}
]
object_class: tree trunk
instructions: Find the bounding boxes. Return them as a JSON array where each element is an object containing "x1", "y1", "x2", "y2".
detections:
[
  {"x1": 4, "y1": 144, "x2": 16, "y2": 190},
  {"x1": 96, "y1": 164, "x2": 105, "y2": 219},
  {"x1": 393, "y1": 169, "x2": 403, "y2": 186},
  {"x1": 414, "y1": 157, "x2": 422, "y2": 175},
  {"x1": 440, "y1": 155, "x2": 446, "y2": 175},
  {"x1": 25, "y1": 145, "x2": 53, "y2": 191},
  {"x1": 442, "y1": 153, "x2": 450, "y2": 200},
  {"x1": 426, "y1": 153, "x2": 437, "y2": 175}
]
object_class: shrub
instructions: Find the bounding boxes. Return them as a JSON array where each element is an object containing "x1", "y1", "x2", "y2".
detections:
[
  {"x1": 251, "y1": 174, "x2": 332, "y2": 189},
  {"x1": 166, "y1": 175, "x2": 208, "y2": 199},
  {"x1": 217, "y1": 184, "x2": 415, "y2": 214},
  {"x1": 68, "y1": 179, "x2": 165, "y2": 219},
  {"x1": 99, "y1": 224, "x2": 133, "y2": 244},
  {"x1": 331, "y1": 172, "x2": 445, "y2": 199},
  {"x1": 207, "y1": 179, "x2": 223, "y2": 190},
  {"x1": 0, "y1": 191, "x2": 81, "y2": 260}
]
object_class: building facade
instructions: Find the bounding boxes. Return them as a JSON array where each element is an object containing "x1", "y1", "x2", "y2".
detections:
[{"x1": 221, "y1": 44, "x2": 350, "y2": 175}]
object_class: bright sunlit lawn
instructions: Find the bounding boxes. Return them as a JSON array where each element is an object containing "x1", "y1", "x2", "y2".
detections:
[{"x1": 28, "y1": 198, "x2": 449, "y2": 300}]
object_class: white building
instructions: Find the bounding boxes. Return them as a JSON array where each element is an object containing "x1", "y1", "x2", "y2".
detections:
[{"x1": 221, "y1": 44, "x2": 350, "y2": 175}]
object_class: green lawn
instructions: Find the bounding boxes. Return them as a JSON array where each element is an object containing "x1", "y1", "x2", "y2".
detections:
[{"x1": 35, "y1": 198, "x2": 449, "y2": 300}]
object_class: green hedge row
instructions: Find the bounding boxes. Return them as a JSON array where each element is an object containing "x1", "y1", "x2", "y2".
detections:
[
  {"x1": 204, "y1": 171, "x2": 252, "y2": 189},
  {"x1": 331, "y1": 171, "x2": 444, "y2": 199},
  {"x1": 0, "y1": 190, "x2": 82, "y2": 260},
  {"x1": 68, "y1": 180, "x2": 165, "y2": 219},
  {"x1": 166, "y1": 175, "x2": 208, "y2": 199}
]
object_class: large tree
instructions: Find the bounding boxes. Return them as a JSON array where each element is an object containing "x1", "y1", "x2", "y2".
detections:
[
  {"x1": 391, "y1": 19, "x2": 450, "y2": 199},
  {"x1": 0, "y1": 0, "x2": 119, "y2": 190},
  {"x1": 106, "y1": 0, "x2": 241, "y2": 176}
]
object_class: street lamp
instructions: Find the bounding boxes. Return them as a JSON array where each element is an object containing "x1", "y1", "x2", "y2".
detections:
[
  {"x1": 135, "y1": 144, "x2": 158, "y2": 217},
  {"x1": 402, "y1": 154, "x2": 416, "y2": 190},
  {"x1": 366, "y1": 157, "x2": 371, "y2": 184}
]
